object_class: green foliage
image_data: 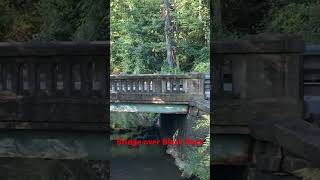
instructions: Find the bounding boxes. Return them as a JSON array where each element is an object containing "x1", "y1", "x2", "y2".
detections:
[
  {"x1": 219, "y1": 1, "x2": 320, "y2": 43},
  {"x1": 0, "y1": 0, "x2": 107, "y2": 41},
  {"x1": 111, "y1": 112, "x2": 157, "y2": 129},
  {"x1": 193, "y1": 62, "x2": 210, "y2": 73},
  {"x1": 38, "y1": 0, "x2": 107, "y2": 41},
  {"x1": 0, "y1": 0, "x2": 40, "y2": 41},
  {"x1": 263, "y1": 1, "x2": 320, "y2": 43},
  {"x1": 184, "y1": 114, "x2": 210, "y2": 180},
  {"x1": 266, "y1": 3, "x2": 309, "y2": 33},
  {"x1": 111, "y1": 0, "x2": 210, "y2": 74}
]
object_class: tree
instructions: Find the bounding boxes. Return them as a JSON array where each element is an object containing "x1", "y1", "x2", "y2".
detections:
[
  {"x1": 0, "y1": 0, "x2": 108, "y2": 41},
  {"x1": 111, "y1": 0, "x2": 210, "y2": 74},
  {"x1": 163, "y1": 0, "x2": 175, "y2": 68}
]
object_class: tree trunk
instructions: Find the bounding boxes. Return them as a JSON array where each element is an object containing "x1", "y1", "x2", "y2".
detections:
[
  {"x1": 163, "y1": 0, "x2": 175, "y2": 68},
  {"x1": 173, "y1": 0, "x2": 179, "y2": 70},
  {"x1": 173, "y1": 0, "x2": 179, "y2": 43}
]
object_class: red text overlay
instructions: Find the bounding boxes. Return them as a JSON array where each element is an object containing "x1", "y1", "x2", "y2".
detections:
[{"x1": 116, "y1": 138, "x2": 204, "y2": 147}]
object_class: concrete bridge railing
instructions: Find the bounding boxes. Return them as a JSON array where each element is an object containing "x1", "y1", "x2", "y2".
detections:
[
  {"x1": 0, "y1": 42, "x2": 108, "y2": 131},
  {"x1": 0, "y1": 42, "x2": 107, "y2": 97},
  {"x1": 110, "y1": 73, "x2": 207, "y2": 104}
]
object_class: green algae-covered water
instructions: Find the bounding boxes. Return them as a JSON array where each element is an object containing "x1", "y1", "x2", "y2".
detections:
[
  {"x1": 111, "y1": 142, "x2": 186, "y2": 180},
  {"x1": 110, "y1": 128, "x2": 198, "y2": 180}
]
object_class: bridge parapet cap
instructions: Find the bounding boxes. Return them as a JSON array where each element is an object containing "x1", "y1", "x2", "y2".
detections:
[
  {"x1": 110, "y1": 73, "x2": 205, "y2": 79},
  {"x1": 213, "y1": 34, "x2": 305, "y2": 54},
  {"x1": 0, "y1": 41, "x2": 109, "y2": 56}
]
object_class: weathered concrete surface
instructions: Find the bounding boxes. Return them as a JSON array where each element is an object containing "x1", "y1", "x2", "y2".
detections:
[
  {"x1": 282, "y1": 155, "x2": 311, "y2": 173},
  {"x1": 0, "y1": 42, "x2": 108, "y2": 131},
  {"x1": 274, "y1": 120, "x2": 320, "y2": 167},
  {"x1": 110, "y1": 74, "x2": 205, "y2": 104},
  {"x1": 250, "y1": 119, "x2": 320, "y2": 167},
  {"x1": 0, "y1": 131, "x2": 110, "y2": 160},
  {"x1": 248, "y1": 168, "x2": 300, "y2": 180},
  {"x1": 189, "y1": 99, "x2": 210, "y2": 113},
  {"x1": 213, "y1": 98, "x2": 251, "y2": 135},
  {"x1": 213, "y1": 34, "x2": 305, "y2": 54},
  {"x1": 0, "y1": 97, "x2": 107, "y2": 131},
  {"x1": 252, "y1": 141, "x2": 282, "y2": 172},
  {"x1": 212, "y1": 135, "x2": 251, "y2": 165},
  {"x1": 212, "y1": 34, "x2": 311, "y2": 180},
  {"x1": 0, "y1": 158, "x2": 109, "y2": 180}
]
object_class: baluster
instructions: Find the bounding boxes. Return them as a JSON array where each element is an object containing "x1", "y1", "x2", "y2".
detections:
[
  {"x1": 122, "y1": 80, "x2": 127, "y2": 92},
  {"x1": 173, "y1": 79, "x2": 177, "y2": 92},
  {"x1": 13, "y1": 64, "x2": 18, "y2": 93},
  {"x1": 116, "y1": 81, "x2": 120, "y2": 91},
  {"x1": 166, "y1": 80, "x2": 171, "y2": 92},
  {"x1": 179, "y1": 79, "x2": 184, "y2": 92},
  {"x1": 161, "y1": 79, "x2": 166, "y2": 93},
  {"x1": 110, "y1": 80, "x2": 114, "y2": 92},
  {"x1": 132, "y1": 81, "x2": 136, "y2": 92},
  {"x1": 144, "y1": 80, "x2": 148, "y2": 92},
  {"x1": 29, "y1": 63, "x2": 36, "y2": 95},
  {"x1": 138, "y1": 80, "x2": 142, "y2": 92},
  {"x1": 6, "y1": 70, "x2": 13, "y2": 91},
  {"x1": 14, "y1": 63, "x2": 22, "y2": 94},
  {"x1": 21, "y1": 64, "x2": 30, "y2": 95},
  {"x1": 149, "y1": 80, "x2": 153, "y2": 92},
  {"x1": 113, "y1": 81, "x2": 117, "y2": 92}
]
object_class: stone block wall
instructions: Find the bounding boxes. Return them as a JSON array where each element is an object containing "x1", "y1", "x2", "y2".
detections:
[{"x1": 249, "y1": 119, "x2": 320, "y2": 180}]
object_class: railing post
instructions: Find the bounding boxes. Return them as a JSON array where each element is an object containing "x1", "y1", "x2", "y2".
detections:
[{"x1": 154, "y1": 78, "x2": 162, "y2": 93}]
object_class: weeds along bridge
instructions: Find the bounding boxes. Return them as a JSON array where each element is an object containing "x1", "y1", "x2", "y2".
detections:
[
  {"x1": 0, "y1": 42, "x2": 109, "y2": 160},
  {"x1": 110, "y1": 73, "x2": 210, "y2": 114}
]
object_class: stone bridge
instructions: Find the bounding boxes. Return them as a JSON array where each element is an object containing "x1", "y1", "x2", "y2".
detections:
[
  {"x1": 0, "y1": 42, "x2": 109, "y2": 160},
  {"x1": 110, "y1": 73, "x2": 210, "y2": 114}
]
